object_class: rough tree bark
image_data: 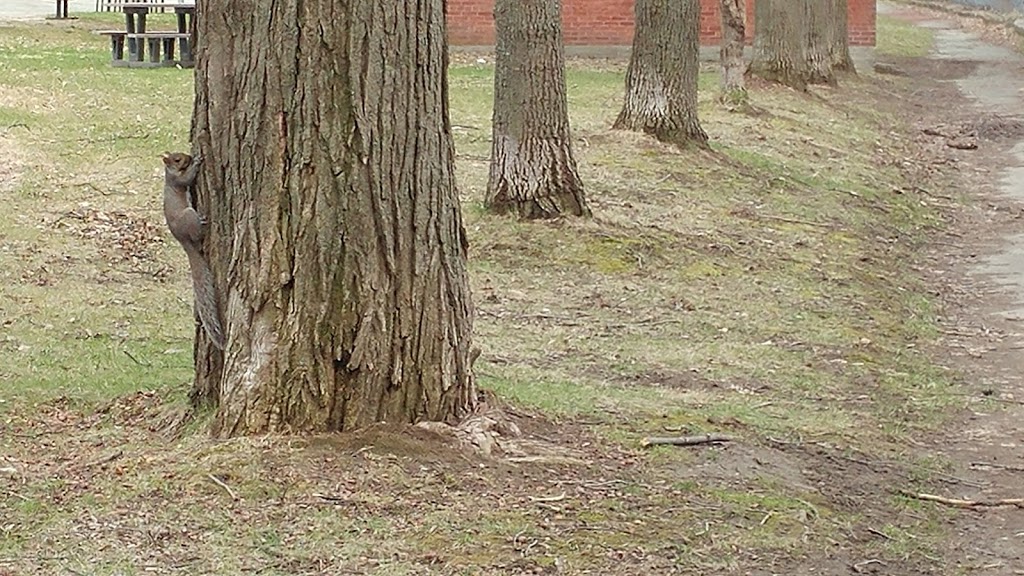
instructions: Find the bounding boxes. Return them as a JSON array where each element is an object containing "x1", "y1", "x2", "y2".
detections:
[
  {"x1": 614, "y1": 0, "x2": 708, "y2": 148},
  {"x1": 486, "y1": 0, "x2": 590, "y2": 219},
  {"x1": 747, "y1": 0, "x2": 808, "y2": 91},
  {"x1": 805, "y1": 0, "x2": 837, "y2": 86},
  {"x1": 829, "y1": 0, "x2": 857, "y2": 73},
  {"x1": 189, "y1": 0, "x2": 477, "y2": 435},
  {"x1": 718, "y1": 0, "x2": 747, "y2": 102}
]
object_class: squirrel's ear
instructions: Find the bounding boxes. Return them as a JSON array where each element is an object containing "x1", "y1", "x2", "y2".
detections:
[{"x1": 161, "y1": 153, "x2": 172, "y2": 165}]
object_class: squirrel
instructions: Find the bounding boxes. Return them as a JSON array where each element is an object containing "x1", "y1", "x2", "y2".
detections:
[{"x1": 161, "y1": 152, "x2": 225, "y2": 350}]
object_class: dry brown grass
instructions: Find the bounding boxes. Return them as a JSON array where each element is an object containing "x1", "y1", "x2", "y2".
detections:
[{"x1": 0, "y1": 13, "x2": 968, "y2": 576}]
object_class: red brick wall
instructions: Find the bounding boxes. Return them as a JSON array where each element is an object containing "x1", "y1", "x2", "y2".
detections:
[
  {"x1": 448, "y1": 0, "x2": 877, "y2": 47},
  {"x1": 848, "y1": 0, "x2": 877, "y2": 47}
]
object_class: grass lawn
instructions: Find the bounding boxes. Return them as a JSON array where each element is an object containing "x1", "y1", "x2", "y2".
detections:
[{"x1": 0, "y1": 12, "x2": 970, "y2": 576}]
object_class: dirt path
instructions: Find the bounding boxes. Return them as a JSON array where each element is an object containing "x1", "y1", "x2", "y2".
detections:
[{"x1": 880, "y1": 3, "x2": 1024, "y2": 573}]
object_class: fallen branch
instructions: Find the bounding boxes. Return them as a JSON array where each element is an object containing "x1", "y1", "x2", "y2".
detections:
[
  {"x1": 642, "y1": 433, "x2": 734, "y2": 447},
  {"x1": 123, "y1": 349, "x2": 150, "y2": 367},
  {"x1": 898, "y1": 490, "x2": 1024, "y2": 509},
  {"x1": 207, "y1": 473, "x2": 239, "y2": 501},
  {"x1": 77, "y1": 450, "x2": 123, "y2": 470},
  {"x1": 866, "y1": 527, "x2": 892, "y2": 541},
  {"x1": 852, "y1": 559, "x2": 887, "y2": 574},
  {"x1": 529, "y1": 492, "x2": 567, "y2": 503},
  {"x1": 970, "y1": 461, "x2": 1024, "y2": 473}
]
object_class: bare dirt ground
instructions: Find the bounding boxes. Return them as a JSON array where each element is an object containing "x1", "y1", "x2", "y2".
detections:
[{"x1": 879, "y1": 3, "x2": 1024, "y2": 573}]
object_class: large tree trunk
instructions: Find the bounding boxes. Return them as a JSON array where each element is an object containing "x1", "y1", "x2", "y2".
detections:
[
  {"x1": 614, "y1": 0, "x2": 708, "y2": 148},
  {"x1": 486, "y1": 0, "x2": 590, "y2": 219},
  {"x1": 805, "y1": 0, "x2": 837, "y2": 86},
  {"x1": 747, "y1": 0, "x2": 808, "y2": 91},
  {"x1": 829, "y1": 0, "x2": 856, "y2": 73},
  {"x1": 189, "y1": 0, "x2": 477, "y2": 435},
  {"x1": 718, "y1": 0, "x2": 747, "y2": 102}
]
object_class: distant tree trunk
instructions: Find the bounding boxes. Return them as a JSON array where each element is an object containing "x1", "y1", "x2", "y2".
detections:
[
  {"x1": 829, "y1": 0, "x2": 856, "y2": 73},
  {"x1": 486, "y1": 0, "x2": 590, "y2": 219},
  {"x1": 614, "y1": 0, "x2": 708, "y2": 148},
  {"x1": 747, "y1": 0, "x2": 808, "y2": 91},
  {"x1": 718, "y1": 0, "x2": 747, "y2": 103},
  {"x1": 190, "y1": 0, "x2": 477, "y2": 435},
  {"x1": 805, "y1": 0, "x2": 836, "y2": 86}
]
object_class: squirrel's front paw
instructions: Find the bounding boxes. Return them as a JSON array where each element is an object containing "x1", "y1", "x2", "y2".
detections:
[{"x1": 191, "y1": 153, "x2": 205, "y2": 165}]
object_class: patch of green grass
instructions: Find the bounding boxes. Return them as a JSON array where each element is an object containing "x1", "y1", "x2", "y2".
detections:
[{"x1": 877, "y1": 15, "x2": 936, "y2": 57}]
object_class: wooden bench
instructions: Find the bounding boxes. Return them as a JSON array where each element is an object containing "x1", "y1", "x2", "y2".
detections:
[
  {"x1": 97, "y1": 30, "x2": 127, "y2": 62},
  {"x1": 97, "y1": 31, "x2": 192, "y2": 68},
  {"x1": 130, "y1": 32, "x2": 192, "y2": 67}
]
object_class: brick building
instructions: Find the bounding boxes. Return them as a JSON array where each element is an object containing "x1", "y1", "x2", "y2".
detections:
[{"x1": 448, "y1": 0, "x2": 877, "y2": 47}]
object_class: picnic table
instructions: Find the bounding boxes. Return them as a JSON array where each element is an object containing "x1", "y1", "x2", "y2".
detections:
[{"x1": 97, "y1": 2, "x2": 196, "y2": 68}]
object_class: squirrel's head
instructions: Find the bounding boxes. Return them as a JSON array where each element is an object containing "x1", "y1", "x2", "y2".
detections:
[{"x1": 162, "y1": 152, "x2": 192, "y2": 171}]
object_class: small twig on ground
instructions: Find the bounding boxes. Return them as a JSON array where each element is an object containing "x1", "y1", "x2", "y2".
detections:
[
  {"x1": 852, "y1": 559, "x2": 887, "y2": 574},
  {"x1": 581, "y1": 479, "x2": 629, "y2": 489},
  {"x1": 759, "y1": 214, "x2": 835, "y2": 229},
  {"x1": 72, "y1": 181, "x2": 103, "y2": 190},
  {"x1": 72, "y1": 133, "x2": 150, "y2": 143},
  {"x1": 314, "y1": 493, "x2": 347, "y2": 502},
  {"x1": 506, "y1": 455, "x2": 589, "y2": 465},
  {"x1": 4, "y1": 490, "x2": 30, "y2": 502},
  {"x1": 767, "y1": 437, "x2": 988, "y2": 488},
  {"x1": 642, "y1": 433, "x2": 734, "y2": 447},
  {"x1": 950, "y1": 392, "x2": 1024, "y2": 405},
  {"x1": 866, "y1": 527, "x2": 892, "y2": 541},
  {"x1": 529, "y1": 492, "x2": 567, "y2": 503},
  {"x1": 78, "y1": 450, "x2": 123, "y2": 470},
  {"x1": 123, "y1": 349, "x2": 150, "y2": 367},
  {"x1": 898, "y1": 490, "x2": 1024, "y2": 509},
  {"x1": 207, "y1": 473, "x2": 239, "y2": 501},
  {"x1": 970, "y1": 461, "x2": 1024, "y2": 473}
]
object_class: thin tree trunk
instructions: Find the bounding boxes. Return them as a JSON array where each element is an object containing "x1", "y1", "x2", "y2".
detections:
[
  {"x1": 718, "y1": 0, "x2": 747, "y2": 103},
  {"x1": 747, "y1": 0, "x2": 808, "y2": 91},
  {"x1": 190, "y1": 0, "x2": 477, "y2": 435},
  {"x1": 486, "y1": 0, "x2": 590, "y2": 219},
  {"x1": 614, "y1": 0, "x2": 708, "y2": 148},
  {"x1": 829, "y1": 0, "x2": 856, "y2": 73},
  {"x1": 805, "y1": 0, "x2": 836, "y2": 86}
]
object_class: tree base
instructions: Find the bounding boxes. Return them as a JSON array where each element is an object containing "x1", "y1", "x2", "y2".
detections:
[
  {"x1": 807, "y1": 65, "x2": 838, "y2": 87},
  {"x1": 486, "y1": 192, "x2": 591, "y2": 220},
  {"x1": 833, "y1": 58, "x2": 857, "y2": 75},
  {"x1": 718, "y1": 87, "x2": 750, "y2": 110},
  {"x1": 613, "y1": 115, "x2": 710, "y2": 150},
  {"x1": 746, "y1": 64, "x2": 808, "y2": 92},
  {"x1": 486, "y1": 138, "x2": 592, "y2": 220}
]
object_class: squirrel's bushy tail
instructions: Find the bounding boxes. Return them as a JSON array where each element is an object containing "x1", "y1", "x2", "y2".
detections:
[{"x1": 186, "y1": 250, "x2": 225, "y2": 350}]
